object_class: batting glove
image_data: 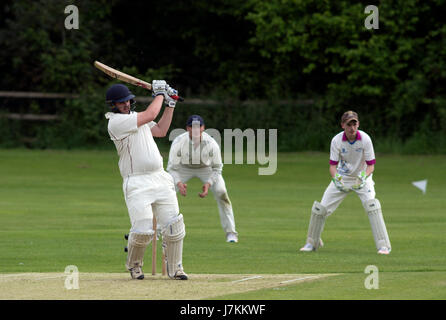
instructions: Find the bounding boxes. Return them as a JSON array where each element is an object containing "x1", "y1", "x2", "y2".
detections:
[
  {"x1": 352, "y1": 171, "x2": 367, "y2": 190},
  {"x1": 152, "y1": 80, "x2": 168, "y2": 97},
  {"x1": 166, "y1": 86, "x2": 179, "y2": 100},
  {"x1": 164, "y1": 85, "x2": 178, "y2": 108},
  {"x1": 333, "y1": 173, "x2": 349, "y2": 192},
  {"x1": 165, "y1": 95, "x2": 177, "y2": 108}
]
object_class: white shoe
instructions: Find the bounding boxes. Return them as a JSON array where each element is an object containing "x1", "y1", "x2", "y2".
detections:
[
  {"x1": 226, "y1": 232, "x2": 238, "y2": 243},
  {"x1": 377, "y1": 247, "x2": 391, "y2": 255},
  {"x1": 300, "y1": 243, "x2": 315, "y2": 252},
  {"x1": 299, "y1": 239, "x2": 323, "y2": 252}
]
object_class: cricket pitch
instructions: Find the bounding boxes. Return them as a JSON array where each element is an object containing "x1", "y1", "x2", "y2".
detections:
[{"x1": 0, "y1": 273, "x2": 335, "y2": 300}]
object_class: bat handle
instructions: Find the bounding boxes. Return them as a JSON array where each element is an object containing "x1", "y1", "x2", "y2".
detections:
[{"x1": 171, "y1": 95, "x2": 185, "y2": 102}]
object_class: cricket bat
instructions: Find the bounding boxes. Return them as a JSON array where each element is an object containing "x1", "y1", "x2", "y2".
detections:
[{"x1": 94, "y1": 60, "x2": 183, "y2": 101}]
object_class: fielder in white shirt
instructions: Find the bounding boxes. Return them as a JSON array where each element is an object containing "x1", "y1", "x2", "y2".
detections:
[
  {"x1": 300, "y1": 111, "x2": 391, "y2": 255},
  {"x1": 105, "y1": 82, "x2": 188, "y2": 280},
  {"x1": 167, "y1": 115, "x2": 239, "y2": 243}
]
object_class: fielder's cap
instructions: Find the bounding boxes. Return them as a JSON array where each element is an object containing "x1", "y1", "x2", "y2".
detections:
[
  {"x1": 186, "y1": 115, "x2": 205, "y2": 127},
  {"x1": 341, "y1": 111, "x2": 359, "y2": 124}
]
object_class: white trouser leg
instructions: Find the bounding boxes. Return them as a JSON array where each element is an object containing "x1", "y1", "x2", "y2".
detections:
[
  {"x1": 178, "y1": 167, "x2": 237, "y2": 235},
  {"x1": 124, "y1": 171, "x2": 180, "y2": 231},
  {"x1": 209, "y1": 175, "x2": 237, "y2": 234},
  {"x1": 314, "y1": 178, "x2": 366, "y2": 249},
  {"x1": 320, "y1": 176, "x2": 376, "y2": 214},
  {"x1": 123, "y1": 170, "x2": 183, "y2": 272},
  {"x1": 320, "y1": 181, "x2": 350, "y2": 215}
]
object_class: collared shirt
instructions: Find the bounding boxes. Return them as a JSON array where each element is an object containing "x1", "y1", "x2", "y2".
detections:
[
  {"x1": 329, "y1": 130, "x2": 376, "y2": 177},
  {"x1": 105, "y1": 111, "x2": 163, "y2": 178},
  {"x1": 167, "y1": 132, "x2": 223, "y2": 185}
]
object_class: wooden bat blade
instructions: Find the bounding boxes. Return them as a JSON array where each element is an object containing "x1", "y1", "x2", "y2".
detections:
[{"x1": 94, "y1": 61, "x2": 152, "y2": 90}]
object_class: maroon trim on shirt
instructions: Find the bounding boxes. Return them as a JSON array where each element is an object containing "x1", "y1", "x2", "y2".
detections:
[
  {"x1": 342, "y1": 131, "x2": 362, "y2": 142},
  {"x1": 329, "y1": 160, "x2": 339, "y2": 165},
  {"x1": 366, "y1": 159, "x2": 376, "y2": 165}
]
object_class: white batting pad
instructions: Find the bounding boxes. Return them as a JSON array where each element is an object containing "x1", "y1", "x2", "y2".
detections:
[
  {"x1": 306, "y1": 201, "x2": 328, "y2": 249},
  {"x1": 125, "y1": 232, "x2": 153, "y2": 270},
  {"x1": 365, "y1": 199, "x2": 391, "y2": 250},
  {"x1": 162, "y1": 214, "x2": 186, "y2": 278}
]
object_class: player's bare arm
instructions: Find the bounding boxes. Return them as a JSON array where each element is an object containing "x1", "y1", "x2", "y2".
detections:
[
  {"x1": 137, "y1": 95, "x2": 164, "y2": 127},
  {"x1": 138, "y1": 80, "x2": 176, "y2": 128},
  {"x1": 151, "y1": 82, "x2": 179, "y2": 137},
  {"x1": 329, "y1": 164, "x2": 337, "y2": 178},
  {"x1": 365, "y1": 164, "x2": 374, "y2": 177},
  {"x1": 151, "y1": 106, "x2": 174, "y2": 137}
]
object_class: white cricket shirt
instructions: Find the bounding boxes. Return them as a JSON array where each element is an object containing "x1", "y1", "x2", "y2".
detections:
[
  {"x1": 329, "y1": 130, "x2": 376, "y2": 177},
  {"x1": 105, "y1": 111, "x2": 163, "y2": 178},
  {"x1": 167, "y1": 131, "x2": 223, "y2": 185}
]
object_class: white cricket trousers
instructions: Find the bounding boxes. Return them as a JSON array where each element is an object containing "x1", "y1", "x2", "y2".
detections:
[
  {"x1": 175, "y1": 167, "x2": 237, "y2": 235},
  {"x1": 321, "y1": 175, "x2": 376, "y2": 215},
  {"x1": 123, "y1": 169, "x2": 180, "y2": 233}
]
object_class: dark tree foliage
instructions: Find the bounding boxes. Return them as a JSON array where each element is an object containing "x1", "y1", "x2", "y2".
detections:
[{"x1": 0, "y1": 0, "x2": 444, "y2": 152}]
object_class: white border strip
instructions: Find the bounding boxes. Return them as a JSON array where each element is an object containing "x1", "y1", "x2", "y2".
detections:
[
  {"x1": 0, "y1": 274, "x2": 65, "y2": 281},
  {"x1": 279, "y1": 275, "x2": 320, "y2": 284},
  {"x1": 232, "y1": 275, "x2": 263, "y2": 283}
]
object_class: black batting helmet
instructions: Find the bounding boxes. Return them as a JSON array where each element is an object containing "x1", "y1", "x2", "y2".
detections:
[{"x1": 105, "y1": 84, "x2": 136, "y2": 113}]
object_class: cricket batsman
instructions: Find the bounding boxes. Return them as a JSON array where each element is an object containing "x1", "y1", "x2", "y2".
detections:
[
  {"x1": 105, "y1": 82, "x2": 188, "y2": 280},
  {"x1": 300, "y1": 111, "x2": 391, "y2": 255},
  {"x1": 167, "y1": 115, "x2": 239, "y2": 243}
]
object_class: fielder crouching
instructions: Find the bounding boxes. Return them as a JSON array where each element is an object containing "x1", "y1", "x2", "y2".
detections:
[
  {"x1": 300, "y1": 111, "x2": 391, "y2": 255},
  {"x1": 167, "y1": 115, "x2": 239, "y2": 243},
  {"x1": 105, "y1": 82, "x2": 188, "y2": 280}
]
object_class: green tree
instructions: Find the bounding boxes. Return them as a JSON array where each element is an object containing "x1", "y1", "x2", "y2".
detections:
[
  {"x1": 246, "y1": 0, "x2": 446, "y2": 146},
  {"x1": 0, "y1": 0, "x2": 116, "y2": 92}
]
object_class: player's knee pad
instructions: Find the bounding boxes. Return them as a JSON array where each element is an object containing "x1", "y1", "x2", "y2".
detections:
[
  {"x1": 162, "y1": 214, "x2": 186, "y2": 278},
  {"x1": 364, "y1": 198, "x2": 391, "y2": 250},
  {"x1": 312, "y1": 201, "x2": 328, "y2": 217},
  {"x1": 163, "y1": 214, "x2": 186, "y2": 242},
  {"x1": 307, "y1": 201, "x2": 328, "y2": 249},
  {"x1": 125, "y1": 232, "x2": 153, "y2": 270}
]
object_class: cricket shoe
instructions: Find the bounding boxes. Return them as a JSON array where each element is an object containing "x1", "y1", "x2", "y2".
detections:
[
  {"x1": 377, "y1": 247, "x2": 391, "y2": 255},
  {"x1": 226, "y1": 232, "x2": 238, "y2": 243},
  {"x1": 299, "y1": 239, "x2": 324, "y2": 252},
  {"x1": 173, "y1": 269, "x2": 188, "y2": 280},
  {"x1": 129, "y1": 266, "x2": 144, "y2": 280}
]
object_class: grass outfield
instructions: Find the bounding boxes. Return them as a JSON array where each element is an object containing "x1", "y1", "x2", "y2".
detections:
[{"x1": 0, "y1": 149, "x2": 445, "y2": 299}]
